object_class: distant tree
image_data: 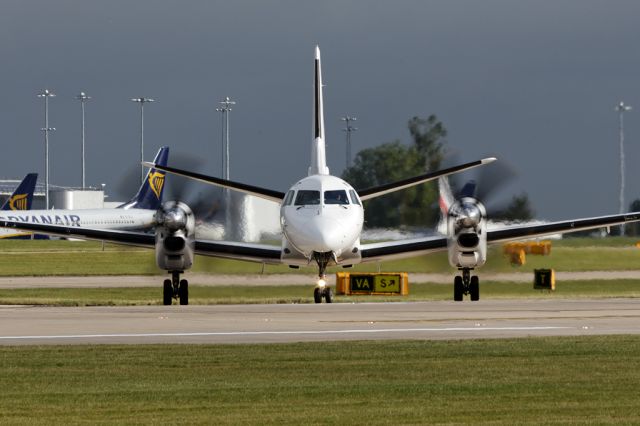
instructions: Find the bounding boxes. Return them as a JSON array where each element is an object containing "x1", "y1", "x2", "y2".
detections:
[
  {"x1": 492, "y1": 193, "x2": 535, "y2": 222},
  {"x1": 342, "y1": 115, "x2": 447, "y2": 228},
  {"x1": 408, "y1": 115, "x2": 447, "y2": 170}
]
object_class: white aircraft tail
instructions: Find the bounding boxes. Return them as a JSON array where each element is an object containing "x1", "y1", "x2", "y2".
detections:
[{"x1": 308, "y1": 46, "x2": 330, "y2": 176}]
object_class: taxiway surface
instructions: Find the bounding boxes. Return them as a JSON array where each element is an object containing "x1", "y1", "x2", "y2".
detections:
[{"x1": 0, "y1": 298, "x2": 639, "y2": 345}]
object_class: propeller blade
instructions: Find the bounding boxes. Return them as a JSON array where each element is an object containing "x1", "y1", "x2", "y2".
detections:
[{"x1": 474, "y1": 160, "x2": 517, "y2": 203}]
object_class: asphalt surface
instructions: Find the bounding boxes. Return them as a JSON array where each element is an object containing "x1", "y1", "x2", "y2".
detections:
[
  {"x1": 1, "y1": 270, "x2": 640, "y2": 288},
  {"x1": 1, "y1": 298, "x2": 639, "y2": 345}
]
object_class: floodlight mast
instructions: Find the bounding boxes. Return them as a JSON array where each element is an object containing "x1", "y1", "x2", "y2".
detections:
[
  {"x1": 37, "y1": 89, "x2": 56, "y2": 209},
  {"x1": 616, "y1": 101, "x2": 632, "y2": 235},
  {"x1": 216, "y1": 96, "x2": 236, "y2": 180},
  {"x1": 131, "y1": 97, "x2": 155, "y2": 184},
  {"x1": 341, "y1": 115, "x2": 358, "y2": 169},
  {"x1": 76, "y1": 92, "x2": 91, "y2": 189}
]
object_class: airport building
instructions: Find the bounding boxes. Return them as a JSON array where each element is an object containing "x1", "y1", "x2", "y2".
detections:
[{"x1": 0, "y1": 179, "x2": 105, "y2": 210}]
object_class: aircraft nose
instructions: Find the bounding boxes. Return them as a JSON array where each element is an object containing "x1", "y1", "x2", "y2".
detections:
[
  {"x1": 289, "y1": 214, "x2": 348, "y2": 254},
  {"x1": 314, "y1": 217, "x2": 347, "y2": 252}
]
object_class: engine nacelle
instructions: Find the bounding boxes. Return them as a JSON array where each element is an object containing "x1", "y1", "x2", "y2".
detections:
[
  {"x1": 446, "y1": 198, "x2": 487, "y2": 269},
  {"x1": 155, "y1": 201, "x2": 195, "y2": 272}
]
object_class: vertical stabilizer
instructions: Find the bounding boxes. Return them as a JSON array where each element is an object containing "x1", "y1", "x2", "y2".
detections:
[
  {"x1": 119, "y1": 147, "x2": 169, "y2": 210},
  {"x1": 438, "y1": 176, "x2": 454, "y2": 216},
  {"x1": 308, "y1": 46, "x2": 330, "y2": 176},
  {"x1": 2, "y1": 173, "x2": 38, "y2": 211}
]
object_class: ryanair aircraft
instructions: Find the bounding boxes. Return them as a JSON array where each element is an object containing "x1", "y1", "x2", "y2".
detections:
[{"x1": 0, "y1": 147, "x2": 168, "y2": 235}]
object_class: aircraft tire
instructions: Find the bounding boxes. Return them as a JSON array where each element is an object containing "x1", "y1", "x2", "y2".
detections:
[
  {"x1": 163, "y1": 279, "x2": 172, "y2": 306},
  {"x1": 313, "y1": 287, "x2": 323, "y2": 304},
  {"x1": 179, "y1": 279, "x2": 189, "y2": 305},
  {"x1": 470, "y1": 276, "x2": 479, "y2": 301},
  {"x1": 453, "y1": 276, "x2": 463, "y2": 302},
  {"x1": 324, "y1": 287, "x2": 334, "y2": 303}
]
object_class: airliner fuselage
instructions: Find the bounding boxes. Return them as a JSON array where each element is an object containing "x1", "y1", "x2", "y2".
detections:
[{"x1": 280, "y1": 174, "x2": 363, "y2": 262}]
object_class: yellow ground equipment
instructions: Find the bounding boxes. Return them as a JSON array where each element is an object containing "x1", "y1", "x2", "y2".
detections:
[
  {"x1": 336, "y1": 272, "x2": 409, "y2": 296},
  {"x1": 503, "y1": 241, "x2": 552, "y2": 266}
]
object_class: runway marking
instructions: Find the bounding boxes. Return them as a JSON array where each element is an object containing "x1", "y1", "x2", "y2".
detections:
[{"x1": 0, "y1": 326, "x2": 571, "y2": 341}]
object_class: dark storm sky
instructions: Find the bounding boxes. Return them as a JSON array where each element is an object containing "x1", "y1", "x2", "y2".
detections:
[{"x1": 1, "y1": 0, "x2": 639, "y2": 219}]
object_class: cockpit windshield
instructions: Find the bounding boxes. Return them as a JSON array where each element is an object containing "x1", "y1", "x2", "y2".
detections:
[
  {"x1": 324, "y1": 190, "x2": 349, "y2": 205},
  {"x1": 294, "y1": 190, "x2": 320, "y2": 205}
]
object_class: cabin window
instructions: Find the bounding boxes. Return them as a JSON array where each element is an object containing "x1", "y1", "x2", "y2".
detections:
[
  {"x1": 349, "y1": 190, "x2": 361, "y2": 206},
  {"x1": 324, "y1": 190, "x2": 349, "y2": 205},
  {"x1": 283, "y1": 190, "x2": 295, "y2": 206},
  {"x1": 294, "y1": 190, "x2": 320, "y2": 205}
]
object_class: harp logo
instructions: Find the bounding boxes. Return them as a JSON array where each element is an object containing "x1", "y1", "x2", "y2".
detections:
[
  {"x1": 9, "y1": 194, "x2": 28, "y2": 211},
  {"x1": 148, "y1": 171, "x2": 165, "y2": 200}
]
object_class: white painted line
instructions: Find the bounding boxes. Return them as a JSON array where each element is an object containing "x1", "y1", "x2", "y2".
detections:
[{"x1": 0, "y1": 326, "x2": 571, "y2": 341}]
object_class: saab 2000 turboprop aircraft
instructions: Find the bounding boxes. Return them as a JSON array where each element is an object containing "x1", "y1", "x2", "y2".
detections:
[
  {"x1": 2, "y1": 47, "x2": 640, "y2": 305},
  {"x1": 0, "y1": 147, "x2": 169, "y2": 235}
]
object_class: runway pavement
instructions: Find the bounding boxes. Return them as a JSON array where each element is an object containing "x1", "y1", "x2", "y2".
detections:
[
  {"x1": 1, "y1": 298, "x2": 639, "y2": 345},
  {"x1": 1, "y1": 270, "x2": 640, "y2": 288}
]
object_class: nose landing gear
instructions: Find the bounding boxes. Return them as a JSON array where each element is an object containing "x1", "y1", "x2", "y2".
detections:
[
  {"x1": 313, "y1": 251, "x2": 335, "y2": 304},
  {"x1": 314, "y1": 279, "x2": 334, "y2": 303}
]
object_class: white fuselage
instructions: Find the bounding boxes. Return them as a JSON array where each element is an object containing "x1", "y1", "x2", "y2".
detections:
[
  {"x1": 280, "y1": 174, "x2": 364, "y2": 265},
  {"x1": 0, "y1": 208, "x2": 157, "y2": 232}
]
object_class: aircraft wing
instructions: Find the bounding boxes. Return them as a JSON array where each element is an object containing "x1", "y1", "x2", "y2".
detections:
[
  {"x1": 486, "y1": 212, "x2": 640, "y2": 244},
  {"x1": 195, "y1": 240, "x2": 282, "y2": 264},
  {"x1": 360, "y1": 235, "x2": 448, "y2": 262},
  {"x1": 0, "y1": 220, "x2": 156, "y2": 248},
  {"x1": 359, "y1": 212, "x2": 640, "y2": 263},
  {"x1": 0, "y1": 219, "x2": 283, "y2": 264},
  {"x1": 142, "y1": 162, "x2": 285, "y2": 203},
  {"x1": 357, "y1": 157, "x2": 496, "y2": 201}
]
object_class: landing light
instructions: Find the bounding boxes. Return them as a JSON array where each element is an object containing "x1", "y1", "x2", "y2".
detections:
[{"x1": 317, "y1": 278, "x2": 326, "y2": 288}]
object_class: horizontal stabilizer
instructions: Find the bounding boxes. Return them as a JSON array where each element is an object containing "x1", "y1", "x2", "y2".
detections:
[
  {"x1": 357, "y1": 157, "x2": 496, "y2": 201},
  {"x1": 142, "y1": 162, "x2": 285, "y2": 203}
]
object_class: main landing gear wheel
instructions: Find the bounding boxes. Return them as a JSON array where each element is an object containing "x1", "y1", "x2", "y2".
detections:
[
  {"x1": 179, "y1": 279, "x2": 189, "y2": 305},
  {"x1": 470, "y1": 276, "x2": 480, "y2": 301},
  {"x1": 163, "y1": 271, "x2": 189, "y2": 306},
  {"x1": 453, "y1": 276, "x2": 463, "y2": 302},
  {"x1": 163, "y1": 279, "x2": 172, "y2": 306},
  {"x1": 453, "y1": 269, "x2": 480, "y2": 302}
]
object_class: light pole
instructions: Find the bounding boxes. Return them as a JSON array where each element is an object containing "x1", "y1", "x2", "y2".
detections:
[
  {"x1": 76, "y1": 92, "x2": 91, "y2": 189},
  {"x1": 616, "y1": 101, "x2": 632, "y2": 234},
  {"x1": 131, "y1": 97, "x2": 155, "y2": 183},
  {"x1": 216, "y1": 96, "x2": 235, "y2": 180},
  {"x1": 37, "y1": 89, "x2": 56, "y2": 209},
  {"x1": 341, "y1": 115, "x2": 358, "y2": 169}
]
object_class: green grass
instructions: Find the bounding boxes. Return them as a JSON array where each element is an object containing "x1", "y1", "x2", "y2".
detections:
[
  {"x1": 1, "y1": 237, "x2": 640, "y2": 276},
  {"x1": 1, "y1": 336, "x2": 640, "y2": 424},
  {"x1": 2, "y1": 280, "x2": 640, "y2": 306}
]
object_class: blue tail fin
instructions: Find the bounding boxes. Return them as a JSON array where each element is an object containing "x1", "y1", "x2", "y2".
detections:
[
  {"x1": 2, "y1": 173, "x2": 38, "y2": 211},
  {"x1": 460, "y1": 180, "x2": 477, "y2": 199},
  {"x1": 119, "y1": 147, "x2": 169, "y2": 210}
]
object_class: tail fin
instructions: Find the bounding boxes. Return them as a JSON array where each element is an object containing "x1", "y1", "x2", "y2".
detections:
[
  {"x1": 119, "y1": 147, "x2": 169, "y2": 210},
  {"x1": 2, "y1": 173, "x2": 38, "y2": 211},
  {"x1": 438, "y1": 176, "x2": 455, "y2": 216},
  {"x1": 308, "y1": 45, "x2": 330, "y2": 176},
  {"x1": 459, "y1": 181, "x2": 477, "y2": 198}
]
